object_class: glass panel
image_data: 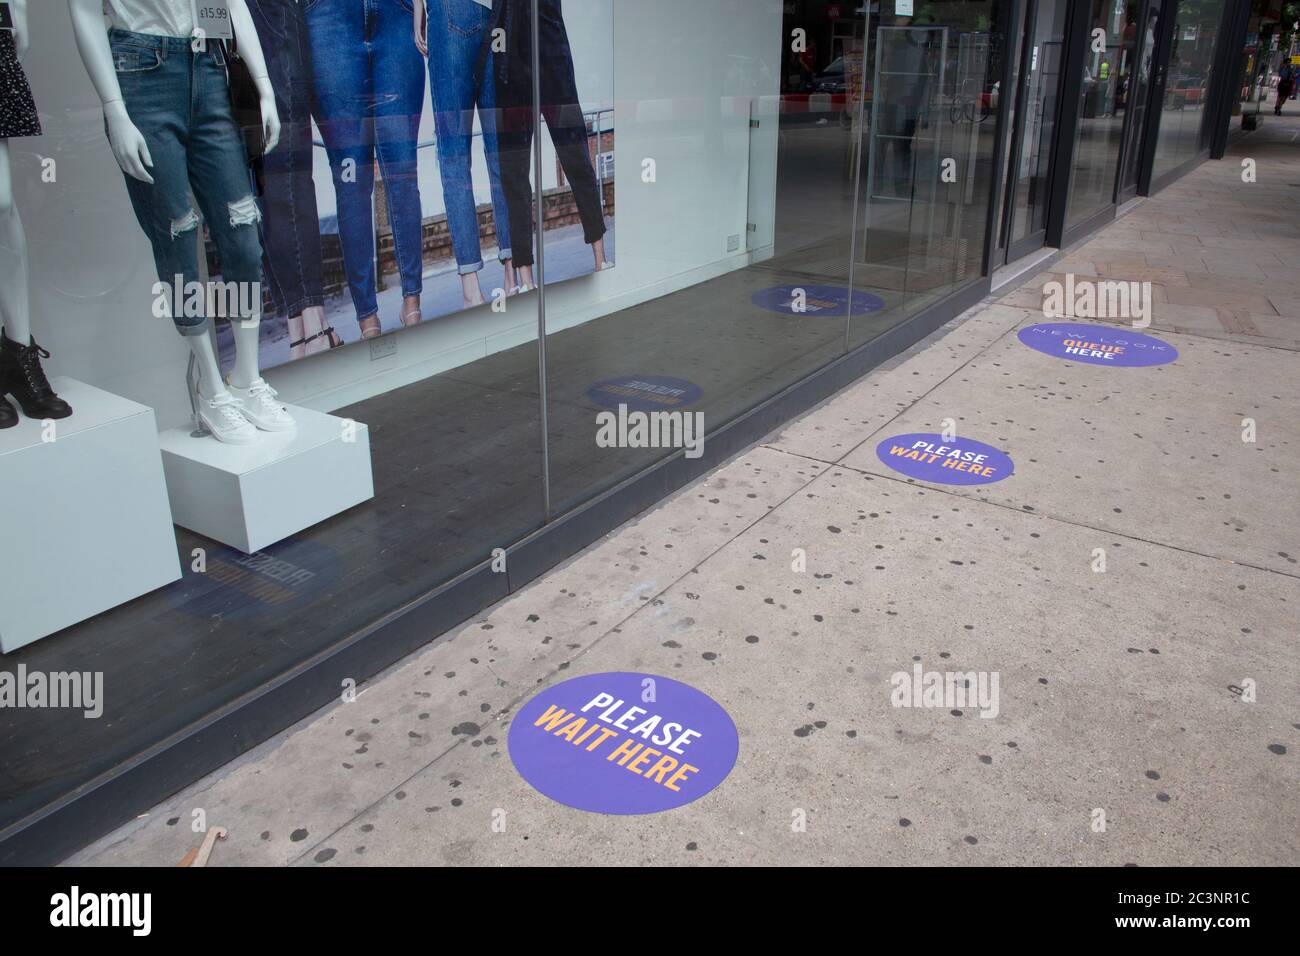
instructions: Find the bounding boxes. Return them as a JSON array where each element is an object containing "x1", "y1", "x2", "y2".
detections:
[
  {"x1": 1008, "y1": 0, "x2": 1069, "y2": 245},
  {"x1": 2, "y1": 0, "x2": 546, "y2": 831},
  {"x1": 853, "y1": 0, "x2": 1007, "y2": 346},
  {"x1": 1119, "y1": 0, "x2": 1163, "y2": 193},
  {"x1": 539, "y1": 0, "x2": 862, "y2": 514},
  {"x1": 1066, "y1": 0, "x2": 1142, "y2": 225},
  {"x1": 991, "y1": 0, "x2": 1029, "y2": 259},
  {"x1": 1151, "y1": 0, "x2": 1229, "y2": 180}
]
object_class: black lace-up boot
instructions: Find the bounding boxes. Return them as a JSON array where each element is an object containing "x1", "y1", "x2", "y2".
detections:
[
  {"x1": 0, "y1": 329, "x2": 73, "y2": 420},
  {"x1": 0, "y1": 393, "x2": 16, "y2": 429}
]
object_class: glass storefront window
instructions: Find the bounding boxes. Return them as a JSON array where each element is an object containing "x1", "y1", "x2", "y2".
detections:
[
  {"x1": 853, "y1": 0, "x2": 1006, "y2": 343},
  {"x1": 1151, "y1": 0, "x2": 1229, "y2": 180},
  {"x1": 1066, "y1": 0, "x2": 1143, "y2": 225}
]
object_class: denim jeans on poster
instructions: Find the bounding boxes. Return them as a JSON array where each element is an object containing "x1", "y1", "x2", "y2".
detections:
[
  {"x1": 109, "y1": 30, "x2": 264, "y2": 337},
  {"x1": 304, "y1": 0, "x2": 425, "y2": 322},
  {"x1": 248, "y1": 0, "x2": 326, "y2": 320},
  {"x1": 427, "y1": 0, "x2": 512, "y2": 274},
  {"x1": 490, "y1": 0, "x2": 606, "y2": 269}
]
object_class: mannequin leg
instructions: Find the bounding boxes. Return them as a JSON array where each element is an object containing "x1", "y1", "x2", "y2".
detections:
[
  {"x1": 227, "y1": 319, "x2": 263, "y2": 390},
  {"x1": 187, "y1": 332, "x2": 230, "y2": 400},
  {"x1": 0, "y1": 140, "x2": 33, "y2": 345}
]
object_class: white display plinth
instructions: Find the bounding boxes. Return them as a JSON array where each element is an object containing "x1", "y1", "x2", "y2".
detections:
[
  {"x1": 0, "y1": 378, "x2": 182, "y2": 653},
  {"x1": 157, "y1": 404, "x2": 373, "y2": 554}
]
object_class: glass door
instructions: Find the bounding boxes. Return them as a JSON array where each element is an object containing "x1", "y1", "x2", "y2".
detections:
[
  {"x1": 1000, "y1": 0, "x2": 1070, "y2": 262},
  {"x1": 1117, "y1": 0, "x2": 1163, "y2": 202}
]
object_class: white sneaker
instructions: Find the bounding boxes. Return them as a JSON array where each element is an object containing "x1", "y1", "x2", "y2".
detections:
[
  {"x1": 228, "y1": 378, "x2": 295, "y2": 432},
  {"x1": 199, "y1": 392, "x2": 259, "y2": 445}
]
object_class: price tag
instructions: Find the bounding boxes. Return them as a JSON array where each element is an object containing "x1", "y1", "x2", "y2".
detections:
[
  {"x1": 195, "y1": 1, "x2": 234, "y2": 42},
  {"x1": 0, "y1": 3, "x2": 14, "y2": 33}
]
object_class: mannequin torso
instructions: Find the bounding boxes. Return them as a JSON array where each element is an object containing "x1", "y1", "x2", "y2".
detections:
[{"x1": 102, "y1": 0, "x2": 195, "y2": 38}]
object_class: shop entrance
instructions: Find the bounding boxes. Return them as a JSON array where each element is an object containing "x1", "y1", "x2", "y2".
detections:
[
  {"x1": 1116, "y1": 0, "x2": 1165, "y2": 204},
  {"x1": 993, "y1": 0, "x2": 1071, "y2": 266}
]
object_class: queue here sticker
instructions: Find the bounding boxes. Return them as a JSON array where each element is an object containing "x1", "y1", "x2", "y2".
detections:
[
  {"x1": 875, "y1": 433, "x2": 1014, "y2": 486},
  {"x1": 750, "y1": 284, "x2": 886, "y2": 317},
  {"x1": 508, "y1": 672, "x2": 739, "y2": 814},
  {"x1": 1017, "y1": 322, "x2": 1178, "y2": 367},
  {"x1": 586, "y1": 375, "x2": 703, "y2": 412}
]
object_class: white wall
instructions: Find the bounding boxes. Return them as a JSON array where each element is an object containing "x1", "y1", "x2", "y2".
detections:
[{"x1": 19, "y1": 0, "x2": 781, "y2": 428}]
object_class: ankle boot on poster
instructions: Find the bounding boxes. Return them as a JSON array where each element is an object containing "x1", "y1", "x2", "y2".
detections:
[{"x1": 0, "y1": 330, "x2": 73, "y2": 420}]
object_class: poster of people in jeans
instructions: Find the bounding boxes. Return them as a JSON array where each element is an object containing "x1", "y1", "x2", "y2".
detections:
[{"x1": 216, "y1": 0, "x2": 614, "y2": 366}]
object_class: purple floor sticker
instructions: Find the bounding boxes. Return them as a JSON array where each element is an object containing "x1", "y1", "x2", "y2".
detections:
[
  {"x1": 586, "y1": 375, "x2": 702, "y2": 411},
  {"x1": 876, "y1": 433, "x2": 1014, "y2": 486},
  {"x1": 509, "y1": 672, "x2": 738, "y2": 814},
  {"x1": 1018, "y1": 322, "x2": 1177, "y2": 367},
  {"x1": 751, "y1": 284, "x2": 886, "y2": 317}
]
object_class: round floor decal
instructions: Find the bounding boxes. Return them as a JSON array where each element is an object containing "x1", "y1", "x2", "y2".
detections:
[
  {"x1": 876, "y1": 433, "x2": 1014, "y2": 485},
  {"x1": 1018, "y1": 322, "x2": 1177, "y2": 367},
  {"x1": 165, "y1": 538, "x2": 339, "y2": 620},
  {"x1": 509, "y1": 672, "x2": 739, "y2": 814},
  {"x1": 751, "y1": 284, "x2": 886, "y2": 317},
  {"x1": 586, "y1": 375, "x2": 702, "y2": 411}
]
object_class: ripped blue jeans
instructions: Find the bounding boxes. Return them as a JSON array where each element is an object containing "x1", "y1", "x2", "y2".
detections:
[{"x1": 110, "y1": 29, "x2": 264, "y2": 336}]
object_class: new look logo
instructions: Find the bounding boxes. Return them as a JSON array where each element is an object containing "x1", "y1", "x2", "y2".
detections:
[{"x1": 50, "y1": 886, "x2": 151, "y2": 936}]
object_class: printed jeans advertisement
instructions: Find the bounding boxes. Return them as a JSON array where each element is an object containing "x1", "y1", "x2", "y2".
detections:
[{"x1": 214, "y1": 0, "x2": 615, "y2": 368}]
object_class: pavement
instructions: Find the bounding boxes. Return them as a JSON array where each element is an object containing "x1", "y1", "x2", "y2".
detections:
[{"x1": 68, "y1": 115, "x2": 1299, "y2": 868}]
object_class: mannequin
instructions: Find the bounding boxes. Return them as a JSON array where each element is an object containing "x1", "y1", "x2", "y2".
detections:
[
  {"x1": 0, "y1": 0, "x2": 73, "y2": 428},
  {"x1": 68, "y1": 0, "x2": 295, "y2": 444}
]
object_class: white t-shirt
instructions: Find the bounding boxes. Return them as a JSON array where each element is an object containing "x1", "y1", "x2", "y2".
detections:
[{"x1": 103, "y1": 0, "x2": 196, "y2": 38}]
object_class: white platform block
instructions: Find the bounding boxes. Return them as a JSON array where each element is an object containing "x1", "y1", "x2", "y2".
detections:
[
  {"x1": 0, "y1": 378, "x2": 181, "y2": 653},
  {"x1": 158, "y1": 404, "x2": 373, "y2": 554}
]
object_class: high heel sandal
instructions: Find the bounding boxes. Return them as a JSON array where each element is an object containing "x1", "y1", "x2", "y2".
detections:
[
  {"x1": 359, "y1": 315, "x2": 382, "y2": 339},
  {"x1": 400, "y1": 308, "x2": 422, "y2": 327},
  {"x1": 290, "y1": 326, "x2": 343, "y2": 351}
]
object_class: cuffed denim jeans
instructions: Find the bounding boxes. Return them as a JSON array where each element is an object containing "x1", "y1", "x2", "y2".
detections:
[
  {"x1": 248, "y1": 0, "x2": 326, "y2": 319},
  {"x1": 490, "y1": 0, "x2": 606, "y2": 269},
  {"x1": 428, "y1": 0, "x2": 511, "y2": 273},
  {"x1": 110, "y1": 30, "x2": 264, "y2": 337},
  {"x1": 305, "y1": 0, "x2": 425, "y2": 322}
]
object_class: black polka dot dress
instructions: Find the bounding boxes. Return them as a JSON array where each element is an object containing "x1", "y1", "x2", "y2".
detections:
[{"x1": 0, "y1": 28, "x2": 41, "y2": 139}]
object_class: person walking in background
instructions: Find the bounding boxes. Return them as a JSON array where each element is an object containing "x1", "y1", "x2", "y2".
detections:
[
  {"x1": 247, "y1": 0, "x2": 337, "y2": 359},
  {"x1": 305, "y1": 0, "x2": 425, "y2": 339},
  {"x1": 489, "y1": 0, "x2": 609, "y2": 293},
  {"x1": 414, "y1": 0, "x2": 516, "y2": 308},
  {"x1": 1276, "y1": 61, "x2": 1295, "y2": 115}
]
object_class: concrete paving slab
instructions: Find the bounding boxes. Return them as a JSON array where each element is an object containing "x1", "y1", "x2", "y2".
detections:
[
  {"x1": 840, "y1": 320, "x2": 1300, "y2": 575},
  {"x1": 291, "y1": 475, "x2": 1299, "y2": 867},
  {"x1": 769, "y1": 304, "x2": 1035, "y2": 463}
]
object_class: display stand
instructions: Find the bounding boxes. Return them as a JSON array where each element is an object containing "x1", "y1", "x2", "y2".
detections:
[
  {"x1": 0, "y1": 378, "x2": 182, "y2": 653},
  {"x1": 157, "y1": 404, "x2": 374, "y2": 554}
]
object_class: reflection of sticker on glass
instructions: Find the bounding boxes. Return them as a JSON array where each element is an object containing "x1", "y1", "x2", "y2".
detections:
[
  {"x1": 1031, "y1": 46, "x2": 1039, "y2": 71},
  {"x1": 896, "y1": 0, "x2": 914, "y2": 14}
]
